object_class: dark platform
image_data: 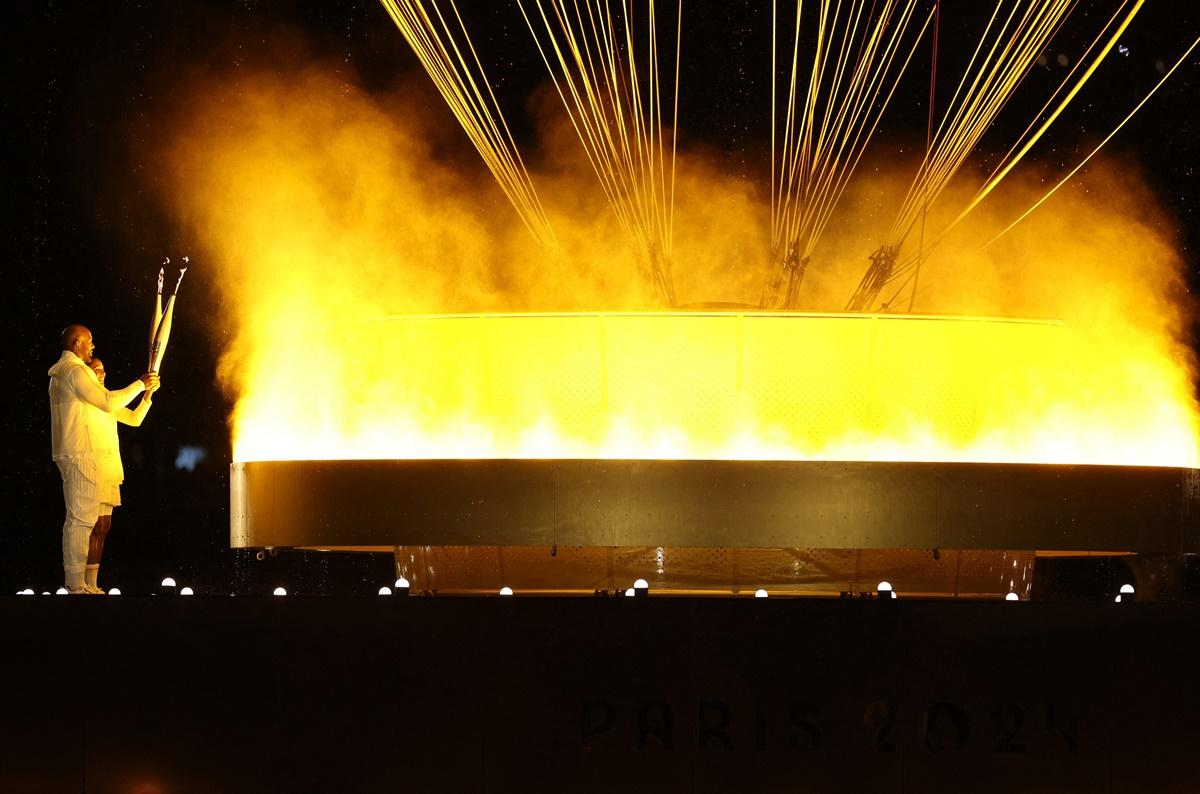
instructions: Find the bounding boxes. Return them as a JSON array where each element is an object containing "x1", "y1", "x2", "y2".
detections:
[
  {"x1": 232, "y1": 459, "x2": 1200, "y2": 552},
  {"x1": 3, "y1": 597, "x2": 1200, "y2": 793}
]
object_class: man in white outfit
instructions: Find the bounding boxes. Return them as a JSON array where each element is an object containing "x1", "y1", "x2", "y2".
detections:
[
  {"x1": 48, "y1": 325, "x2": 159, "y2": 594},
  {"x1": 85, "y1": 356, "x2": 156, "y2": 593}
]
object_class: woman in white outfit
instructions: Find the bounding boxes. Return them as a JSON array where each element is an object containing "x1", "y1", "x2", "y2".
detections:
[{"x1": 83, "y1": 356, "x2": 157, "y2": 593}]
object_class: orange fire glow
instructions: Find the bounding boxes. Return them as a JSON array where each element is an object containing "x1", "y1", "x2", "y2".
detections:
[{"x1": 156, "y1": 64, "x2": 1200, "y2": 468}]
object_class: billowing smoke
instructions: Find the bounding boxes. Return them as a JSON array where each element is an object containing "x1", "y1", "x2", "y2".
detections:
[{"x1": 154, "y1": 53, "x2": 1198, "y2": 465}]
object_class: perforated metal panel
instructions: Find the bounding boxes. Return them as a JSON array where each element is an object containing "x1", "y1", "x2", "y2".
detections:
[
  {"x1": 391, "y1": 546, "x2": 1036, "y2": 597},
  {"x1": 603, "y1": 315, "x2": 741, "y2": 445}
]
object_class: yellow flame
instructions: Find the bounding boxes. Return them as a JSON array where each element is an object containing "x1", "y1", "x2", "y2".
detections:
[
  {"x1": 156, "y1": 63, "x2": 1199, "y2": 468},
  {"x1": 227, "y1": 311, "x2": 1198, "y2": 466}
]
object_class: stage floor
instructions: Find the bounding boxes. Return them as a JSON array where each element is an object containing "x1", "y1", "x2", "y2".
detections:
[{"x1": 4, "y1": 596, "x2": 1199, "y2": 793}]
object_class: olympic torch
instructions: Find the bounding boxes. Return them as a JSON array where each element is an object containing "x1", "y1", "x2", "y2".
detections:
[
  {"x1": 149, "y1": 262, "x2": 165, "y2": 370},
  {"x1": 149, "y1": 258, "x2": 188, "y2": 374}
]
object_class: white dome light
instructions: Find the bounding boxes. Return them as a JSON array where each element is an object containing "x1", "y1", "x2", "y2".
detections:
[
  {"x1": 499, "y1": 586, "x2": 514, "y2": 596},
  {"x1": 17, "y1": 588, "x2": 34, "y2": 595},
  {"x1": 180, "y1": 587, "x2": 195, "y2": 596},
  {"x1": 161, "y1": 577, "x2": 177, "y2": 588},
  {"x1": 273, "y1": 587, "x2": 287, "y2": 596},
  {"x1": 108, "y1": 588, "x2": 122, "y2": 596},
  {"x1": 633, "y1": 578, "x2": 649, "y2": 590},
  {"x1": 378, "y1": 586, "x2": 392, "y2": 596},
  {"x1": 1115, "y1": 594, "x2": 1123, "y2": 603},
  {"x1": 754, "y1": 589, "x2": 769, "y2": 598},
  {"x1": 624, "y1": 588, "x2": 636, "y2": 597},
  {"x1": 1005, "y1": 592, "x2": 1019, "y2": 601},
  {"x1": 877, "y1": 581, "x2": 893, "y2": 592},
  {"x1": 1119, "y1": 584, "x2": 1135, "y2": 594},
  {"x1": 395, "y1": 577, "x2": 410, "y2": 589},
  {"x1": 41, "y1": 592, "x2": 51, "y2": 596},
  {"x1": 55, "y1": 587, "x2": 68, "y2": 595}
]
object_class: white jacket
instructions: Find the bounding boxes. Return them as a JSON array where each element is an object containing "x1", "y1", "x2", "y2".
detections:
[{"x1": 48, "y1": 351, "x2": 146, "y2": 478}]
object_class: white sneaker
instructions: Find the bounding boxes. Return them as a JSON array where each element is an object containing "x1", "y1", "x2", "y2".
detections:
[{"x1": 83, "y1": 583, "x2": 106, "y2": 595}]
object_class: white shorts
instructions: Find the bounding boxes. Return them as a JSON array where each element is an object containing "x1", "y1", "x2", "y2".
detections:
[{"x1": 56, "y1": 458, "x2": 121, "y2": 528}]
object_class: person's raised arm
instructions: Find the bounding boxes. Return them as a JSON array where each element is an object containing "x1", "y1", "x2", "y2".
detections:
[
  {"x1": 116, "y1": 390, "x2": 154, "y2": 426},
  {"x1": 68, "y1": 367, "x2": 156, "y2": 413}
]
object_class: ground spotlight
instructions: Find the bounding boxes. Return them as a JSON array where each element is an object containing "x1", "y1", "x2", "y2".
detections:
[
  {"x1": 161, "y1": 577, "x2": 177, "y2": 588},
  {"x1": 17, "y1": 588, "x2": 34, "y2": 595},
  {"x1": 55, "y1": 587, "x2": 68, "y2": 595},
  {"x1": 108, "y1": 588, "x2": 122, "y2": 596},
  {"x1": 876, "y1": 581, "x2": 897, "y2": 599},
  {"x1": 273, "y1": 586, "x2": 287, "y2": 596},
  {"x1": 1005, "y1": 592, "x2": 1020, "y2": 601},
  {"x1": 754, "y1": 588, "x2": 769, "y2": 598},
  {"x1": 159, "y1": 576, "x2": 178, "y2": 596},
  {"x1": 499, "y1": 586, "x2": 514, "y2": 596},
  {"x1": 180, "y1": 587, "x2": 195, "y2": 596},
  {"x1": 624, "y1": 588, "x2": 636, "y2": 597},
  {"x1": 394, "y1": 577, "x2": 411, "y2": 596},
  {"x1": 378, "y1": 586, "x2": 392, "y2": 596},
  {"x1": 633, "y1": 578, "x2": 649, "y2": 598},
  {"x1": 1117, "y1": 583, "x2": 1135, "y2": 603}
]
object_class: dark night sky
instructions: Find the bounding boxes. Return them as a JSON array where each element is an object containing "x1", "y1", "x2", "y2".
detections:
[{"x1": 5, "y1": 1, "x2": 1198, "y2": 594}]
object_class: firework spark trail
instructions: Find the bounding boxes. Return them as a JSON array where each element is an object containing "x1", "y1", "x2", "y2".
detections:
[
  {"x1": 892, "y1": 0, "x2": 1071, "y2": 237},
  {"x1": 519, "y1": 0, "x2": 681, "y2": 307},
  {"x1": 380, "y1": 0, "x2": 558, "y2": 249},
  {"x1": 984, "y1": 31, "x2": 1200, "y2": 248},
  {"x1": 884, "y1": 0, "x2": 1120, "y2": 301},
  {"x1": 879, "y1": 1, "x2": 1191, "y2": 300},
  {"x1": 764, "y1": 0, "x2": 930, "y2": 310},
  {"x1": 949, "y1": 0, "x2": 1145, "y2": 233},
  {"x1": 846, "y1": 0, "x2": 1078, "y2": 312}
]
